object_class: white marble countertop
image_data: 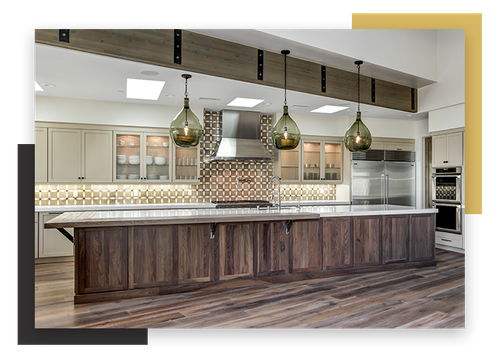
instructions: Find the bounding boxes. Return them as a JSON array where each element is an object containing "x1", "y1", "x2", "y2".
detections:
[
  {"x1": 91, "y1": 204, "x2": 436, "y2": 220},
  {"x1": 35, "y1": 200, "x2": 350, "y2": 213},
  {"x1": 45, "y1": 204, "x2": 437, "y2": 229}
]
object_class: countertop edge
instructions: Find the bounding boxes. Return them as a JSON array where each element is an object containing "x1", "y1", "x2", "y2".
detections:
[
  {"x1": 44, "y1": 206, "x2": 437, "y2": 229},
  {"x1": 45, "y1": 212, "x2": 321, "y2": 228}
]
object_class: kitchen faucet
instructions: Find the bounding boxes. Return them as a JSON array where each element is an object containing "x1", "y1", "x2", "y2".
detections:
[{"x1": 269, "y1": 175, "x2": 281, "y2": 208}]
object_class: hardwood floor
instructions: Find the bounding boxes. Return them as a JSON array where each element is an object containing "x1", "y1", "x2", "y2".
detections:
[{"x1": 35, "y1": 248, "x2": 464, "y2": 329}]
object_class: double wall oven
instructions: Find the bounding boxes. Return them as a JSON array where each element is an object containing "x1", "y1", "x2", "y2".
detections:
[{"x1": 431, "y1": 167, "x2": 463, "y2": 234}]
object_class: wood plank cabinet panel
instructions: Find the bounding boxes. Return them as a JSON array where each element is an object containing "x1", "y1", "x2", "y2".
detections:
[
  {"x1": 382, "y1": 215, "x2": 409, "y2": 264},
  {"x1": 410, "y1": 214, "x2": 436, "y2": 262},
  {"x1": 290, "y1": 220, "x2": 321, "y2": 273},
  {"x1": 322, "y1": 217, "x2": 352, "y2": 269},
  {"x1": 177, "y1": 224, "x2": 213, "y2": 284},
  {"x1": 77, "y1": 227, "x2": 128, "y2": 294},
  {"x1": 353, "y1": 216, "x2": 381, "y2": 267},
  {"x1": 131, "y1": 226, "x2": 175, "y2": 288},
  {"x1": 217, "y1": 223, "x2": 254, "y2": 280},
  {"x1": 255, "y1": 221, "x2": 290, "y2": 276}
]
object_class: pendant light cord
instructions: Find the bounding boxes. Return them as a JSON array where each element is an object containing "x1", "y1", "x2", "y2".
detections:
[
  {"x1": 283, "y1": 50, "x2": 289, "y2": 129},
  {"x1": 284, "y1": 53, "x2": 288, "y2": 107},
  {"x1": 357, "y1": 62, "x2": 361, "y2": 113}
]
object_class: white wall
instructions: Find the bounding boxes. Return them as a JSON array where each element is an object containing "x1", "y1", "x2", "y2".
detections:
[
  {"x1": 428, "y1": 103, "x2": 465, "y2": 133},
  {"x1": 418, "y1": 30, "x2": 465, "y2": 113},
  {"x1": 35, "y1": 96, "x2": 204, "y2": 128}
]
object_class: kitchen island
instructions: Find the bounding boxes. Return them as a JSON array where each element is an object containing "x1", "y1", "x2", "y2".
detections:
[{"x1": 45, "y1": 205, "x2": 437, "y2": 304}]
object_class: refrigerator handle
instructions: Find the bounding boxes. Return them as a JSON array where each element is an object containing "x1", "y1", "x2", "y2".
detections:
[
  {"x1": 381, "y1": 174, "x2": 387, "y2": 205},
  {"x1": 385, "y1": 174, "x2": 389, "y2": 205}
]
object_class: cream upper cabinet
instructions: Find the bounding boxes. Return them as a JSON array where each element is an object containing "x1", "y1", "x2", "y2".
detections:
[
  {"x1": 432, "y1": 132, "x2": 463, "y2": 167},
  {"x1": 369, "y1": 138, "x2": 414, "y2": 151},
  {"x1": 34, "y1": 127, "x2": 48, "y2": 183},
  {"x1": 48, "y1": 128, "x2": 81, "y2": 182},
  {"x1": 276, "y1": 136, "x2": 343, "y2": 183},
  {"x1": 82, "y1": 130, "x2": 113, "y2": 182},
  {"x1": 114, "y1": 131, "x2": 179, "y2": 182},
  {"x1": 48, "y1": 128, "x2": 112, "y2": 183}
]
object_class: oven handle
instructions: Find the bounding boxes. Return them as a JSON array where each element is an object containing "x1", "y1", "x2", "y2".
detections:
[
  {"x1": 432, "y1": 202, "x2": 461, "y2": 208},
  {"x1": 431, "y1": 174, "x2": 461, "y2": 179}
]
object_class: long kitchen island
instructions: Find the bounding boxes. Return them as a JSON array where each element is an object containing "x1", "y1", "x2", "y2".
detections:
[{"x1": 45, "y1": 205, "x2": 438, "y2": 304}]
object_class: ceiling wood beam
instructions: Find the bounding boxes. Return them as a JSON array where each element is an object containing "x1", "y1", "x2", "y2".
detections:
[{"x1": 35, "y1": 29, "x2": 417, "y2": 113}]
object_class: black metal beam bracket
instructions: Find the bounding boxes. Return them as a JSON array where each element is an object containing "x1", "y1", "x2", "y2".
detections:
[
  {"x1": 174, "y1": 29, "x2": 182, "y2": 64},
  {"x1": 321, "y1": 66, "x2": 326, "y2": 92},
  {"x1": 59, "y1": 29, "x2": 70, "y2": 43},
  {"x1": 257, "y1": 50, "x2": 264, "y2": 80}
]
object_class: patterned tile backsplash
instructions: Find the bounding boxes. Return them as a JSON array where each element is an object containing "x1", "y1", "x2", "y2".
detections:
[{"x1": 35, "y1": 111, "x2": 336, "y2": 206}]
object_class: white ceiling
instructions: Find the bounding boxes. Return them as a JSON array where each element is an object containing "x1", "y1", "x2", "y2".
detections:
[{"x1": 35, "y1": 30, "x2": 430, "y2": 121}]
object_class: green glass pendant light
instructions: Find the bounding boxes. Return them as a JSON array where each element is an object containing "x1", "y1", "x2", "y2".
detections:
[
  {"x1": 344, "y1": 60, "x2": 372, "y2": 152},
  {"x1": 170, "y1": 74, "x2": 203, "y2": 147},
  {"x1": 272, "y1": 50, "x2": 301, "y2": 150}
]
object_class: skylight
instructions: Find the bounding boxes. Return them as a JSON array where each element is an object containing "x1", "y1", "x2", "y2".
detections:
[
  {"x1": 35, "y1": 82, "x2": 43, "y2": 92},
  {"x1": 126, "y1": 78, "x2": 165, "y2": 100},
  {"x1": 311, "y1": 105, "x2": 349, "y2": 114},
  {"x1": 227, "y1": 97, "x2": 265, "y2": 108}
]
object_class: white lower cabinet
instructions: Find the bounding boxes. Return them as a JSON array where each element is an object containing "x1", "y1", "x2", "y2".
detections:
[
  {"x1": 35, "y1": 213, "x2": 39, "y2": 259},
  {"x1": 38, "y1": 213, "x2": 74, "y2": 258},
  {"x1": 436, "y1": 231, "x2": 463, "y2": 250}
]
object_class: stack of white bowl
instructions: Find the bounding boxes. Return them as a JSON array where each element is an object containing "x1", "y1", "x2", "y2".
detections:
[
  {"x1": 127, "y1": 174, "x2": 140, "y2": 179},
  {"x1": 128, "y1": 156, "x2": 140, "y2": 165},
  {"x1": 116, "y1": 174, "x2": 127, "y2": 179},
  {"x1": 159, "y1": 175, "x2": 169, "y2": 180},
  {"x1": 147, "y1": 174, "x2": 159, "y2": 180},
  {"x1": 155, "y1": 156, "x2": 166, "y2": 165},
  {"x1": 117, "y1": 155, "x2": 126, "y2": 165},
  {"x1": 146, "y1": 156, "x2": 153, "y2": 165}
]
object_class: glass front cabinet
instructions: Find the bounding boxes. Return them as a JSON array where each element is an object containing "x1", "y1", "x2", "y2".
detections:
[
  {"x1": 114, "y1": 130, "x2": 200, "y2": 183},
  {"x1": 276, "y1": 136, "x2": 343, "y2": 184}
]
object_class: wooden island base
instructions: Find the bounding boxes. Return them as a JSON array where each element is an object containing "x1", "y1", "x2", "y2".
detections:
[{"x1": 68, "y1": 213, "x2": 436, "y2": 304}]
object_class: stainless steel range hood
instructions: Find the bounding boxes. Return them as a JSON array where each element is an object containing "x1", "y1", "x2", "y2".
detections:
[{"x1": 209, "y1": 110, "x2": 272, "y2": 162}]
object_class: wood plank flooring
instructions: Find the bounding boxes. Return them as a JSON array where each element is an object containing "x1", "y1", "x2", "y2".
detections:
[{"x1": 35, "y1": 248, "x2": 464, "y2": 329}]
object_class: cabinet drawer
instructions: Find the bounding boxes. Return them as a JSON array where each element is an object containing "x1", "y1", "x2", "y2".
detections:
[{"x1": 436, "y1": 234, "x2": 462, "y2": 249}]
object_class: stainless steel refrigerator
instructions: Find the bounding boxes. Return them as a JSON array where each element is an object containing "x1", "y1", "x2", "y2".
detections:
[{"x1": 350, "y1": 150, "x2": 416, "y2": 206}]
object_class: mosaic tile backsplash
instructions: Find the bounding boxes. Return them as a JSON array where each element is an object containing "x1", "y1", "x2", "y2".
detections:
[{"x1": 35, "y1": 111, "x2": 336, "y2": 206}]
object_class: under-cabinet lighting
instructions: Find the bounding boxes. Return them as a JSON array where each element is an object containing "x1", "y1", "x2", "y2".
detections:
[
  {"x1": 126, "y1": 78, "x2": 165, "y2": 100},
  {"x1": 311, "y1": 105, "x2": 349, "y2": 114},
  {"x1": 227, "y1": 97, "x2": 265, "y2": 108},
  {"x1": 35, "y1": 82, "x2": 43, "y2": 91}
]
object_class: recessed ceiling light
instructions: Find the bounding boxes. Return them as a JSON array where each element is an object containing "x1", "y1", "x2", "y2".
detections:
[
  {"x1": 164, "y1": 94, "x2": 175, "y2": 98},
  {"x1": 126, "y1": 78, "x2": 165, "y2": 100},
  {"x1": 292, "y1": 104, "x2": 308, "y2": 108},
  {"x1": 35, "y1": 82, "x2": 43, "y2": 91},
  {"x1": 262, "y1": 102, "x2": 272, "y2": 106},
  {"x1": 311, "y1": 105, "x2": 349, "y2": 114},
  {"x1": 140, "y1": 70, "x2": 159, "y2": 76},
  {"x1": 44, "y1": 83, "x2": 56, "y2": 88},
  {"x1": 227, "y1": 97, "x2": 265, "y2": 108}
]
